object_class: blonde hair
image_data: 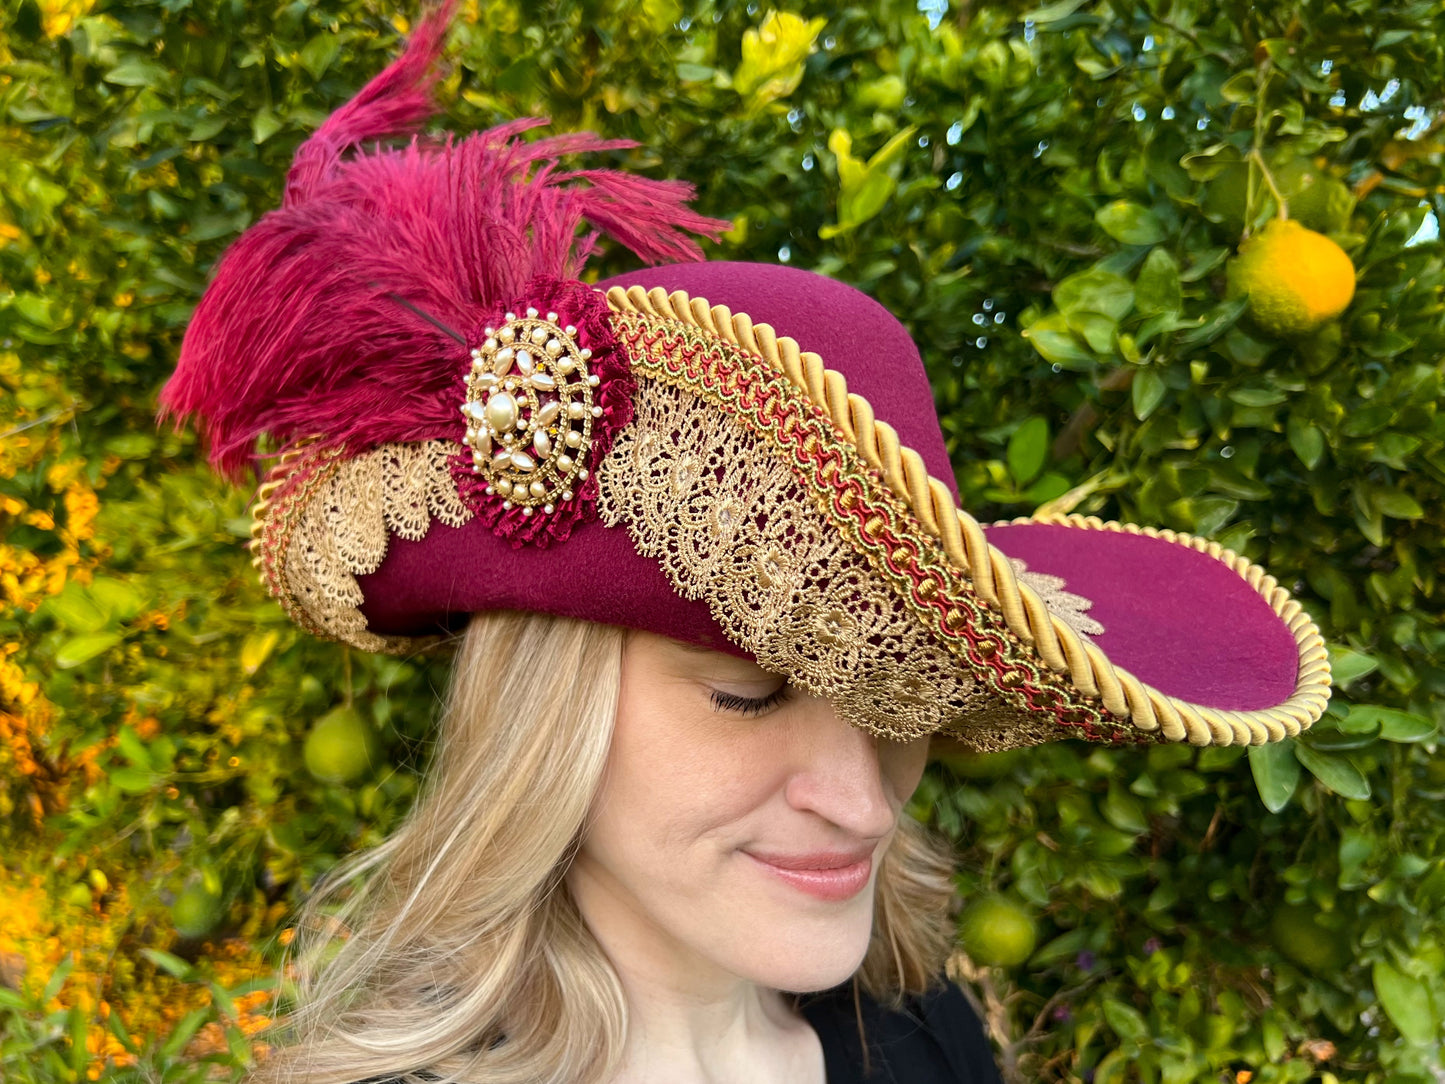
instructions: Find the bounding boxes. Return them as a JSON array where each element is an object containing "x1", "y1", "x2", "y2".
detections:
[{"x1": 253, "y1": 610, "x2": 955, "y2": 1084}]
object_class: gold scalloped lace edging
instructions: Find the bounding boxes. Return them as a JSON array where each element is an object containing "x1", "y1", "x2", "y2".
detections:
[
  {"x1": 252, "y1": 440, "x2": 471, "y2": 654},
  {"x1": 604, "y1": 284, "x2": 1331, "y2": 746}
]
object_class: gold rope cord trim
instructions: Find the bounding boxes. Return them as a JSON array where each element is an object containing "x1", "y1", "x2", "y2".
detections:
[
  {"x1": 251, "y1": 440, "x2": 471, "y2": 654},
  {"x1": 604, "y1": 284, "x2": 1331, "y2": 747},
  {"x1": 596, "y1": 379, "x2": 1062, "y2": 749}
]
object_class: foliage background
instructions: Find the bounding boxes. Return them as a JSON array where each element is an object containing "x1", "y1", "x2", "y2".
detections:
[{"x1": 2, "y1": 0, "x2": 1443, "y2": 1080}]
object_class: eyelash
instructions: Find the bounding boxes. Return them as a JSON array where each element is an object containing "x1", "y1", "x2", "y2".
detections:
[{"x1": 710, "y1": 686, "x2": 791, "y2": 717}]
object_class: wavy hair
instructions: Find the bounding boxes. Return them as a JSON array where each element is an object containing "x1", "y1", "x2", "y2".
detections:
[{"x1": 252, "y1": 610, "x2": 955, "y2": 1084}]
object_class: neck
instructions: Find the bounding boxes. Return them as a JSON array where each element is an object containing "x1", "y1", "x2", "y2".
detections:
[{"x1": 567, "y1": 867, "x2": 823, "y2": 1084}]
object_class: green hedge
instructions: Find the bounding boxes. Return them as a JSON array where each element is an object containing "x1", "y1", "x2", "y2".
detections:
[{"x1": 1, "y1": 0, "x2": 1442, "y2": 1080}]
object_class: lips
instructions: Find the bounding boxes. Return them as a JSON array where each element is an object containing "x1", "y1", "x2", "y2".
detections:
[{"x1": 744, "y1": 846, "x2": 876, "y2": 902}]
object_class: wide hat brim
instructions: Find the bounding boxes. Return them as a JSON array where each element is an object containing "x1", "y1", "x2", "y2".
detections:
[{"x1": 253, "y1": 263, "x2": 1328, "y2": 751}]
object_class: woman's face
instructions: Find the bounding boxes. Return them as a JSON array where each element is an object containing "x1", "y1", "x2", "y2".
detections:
[{"x1": 566, "y1": 631, "x2": 930, "y2": 996}]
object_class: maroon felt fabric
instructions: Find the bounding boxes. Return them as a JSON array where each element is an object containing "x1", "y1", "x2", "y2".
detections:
[
  {"x1": 984, "y1": 523, "x2": 1299, "y2": 711},
  {"x1": 360, "y1": 262, "x2": 954, "y2": 644}
]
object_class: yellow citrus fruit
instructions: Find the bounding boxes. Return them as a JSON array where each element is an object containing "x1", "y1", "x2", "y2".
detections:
[
  {"x1": 1268, "y1": 904, "x2": 1347, "y2": 973},
  {"x1": 1228, "y1": 218, "x2": 1356, "y2": 338},
  {"x1": 958, "y1": 895, "x2": 1038, "y2": 967},
  {"x1": 171, "y1": 882, "x2": 226, "y2": 939},
  {"x1": 303, "y1": 706, "x2": 378, "y2": 785}
]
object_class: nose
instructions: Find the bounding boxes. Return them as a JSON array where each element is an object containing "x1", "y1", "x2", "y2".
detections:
[{"x1": 783, "y1": 705, "x2": 900, "y2": 841}]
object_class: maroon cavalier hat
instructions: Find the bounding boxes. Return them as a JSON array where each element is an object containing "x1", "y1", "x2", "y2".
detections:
[{"x1": 164, "y1": 7, "x2": 1329, "y2": 752}]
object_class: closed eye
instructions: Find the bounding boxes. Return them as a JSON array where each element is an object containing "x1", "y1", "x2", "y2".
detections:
[{"x1": 710, "y1": 685, "x2": 792, "y2": 717}]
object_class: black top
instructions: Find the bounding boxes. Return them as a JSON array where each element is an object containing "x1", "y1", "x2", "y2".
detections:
[{"x1": 798, "y1": 980, "x2": 1004, "y2": 1084}]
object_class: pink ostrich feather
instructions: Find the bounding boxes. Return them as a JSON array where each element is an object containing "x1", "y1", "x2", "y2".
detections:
[{"x1": 163, "y1": 2, "x2": 727, "y2": 480}]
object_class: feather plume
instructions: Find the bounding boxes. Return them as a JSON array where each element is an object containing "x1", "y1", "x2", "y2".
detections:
[{"x1": 163, "y1": 3, "x2": 727, "y2": 479}]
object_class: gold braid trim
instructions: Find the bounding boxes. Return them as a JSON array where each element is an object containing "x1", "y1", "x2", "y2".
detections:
[{"x1": 604, "y1": 284, "x2": 1330, "y2": 746}]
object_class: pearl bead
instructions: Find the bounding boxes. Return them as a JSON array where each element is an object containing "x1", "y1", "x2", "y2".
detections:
[
  {"x1": 511, "y1": 450, "x2": 537, "y2": 472},
  {"x1": 529, "y1": 480, "x2": 546, "y2": 499},
  {"x1": 485, "y1": 392, "x2": 518, "y2": 433},
  {"x1": 556, "y1": 454, "x2": 573, "y2": 471},
  {"x1": 565, "y1": 430, "x2": 581, "y2": 448},
  {"x1": 526, "y1": 306, "x2": 538, "y2": 317}
]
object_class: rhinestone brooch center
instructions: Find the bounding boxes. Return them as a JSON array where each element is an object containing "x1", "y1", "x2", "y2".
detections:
[{"x1": 461, "y1": 307, "x2": 604, "y2": 516}]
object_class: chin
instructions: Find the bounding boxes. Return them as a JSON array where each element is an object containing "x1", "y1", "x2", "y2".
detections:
[{"x1": 741, "y1": 899, "x2": 877, "y2": 994}]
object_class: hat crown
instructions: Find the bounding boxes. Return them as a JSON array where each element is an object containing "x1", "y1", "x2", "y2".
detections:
[{"x1": 601, "y1": 262, "x2": 957, "y2": 498}]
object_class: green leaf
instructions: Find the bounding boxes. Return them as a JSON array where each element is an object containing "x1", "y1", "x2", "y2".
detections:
[
  {"x1": 189, "y1": 113, "x2": 229, "y2": 141},
  {"x1": 1249, "y1": 742, "x2": 1301, "y2": 813},
  {"x1": 1006, "y1": 416, "x2": 1050, "y2": 486},
  {"x1": 110, "y1": 767, "x2": 157, "y2": 794},
  {"x1": 1371, "y1": 488, "x2": 1425, "y2": 519},
  {"x1": 1372, "y1": 961, "x2": 1437, "y2": 1043},
  {"x1": 1286, "y1": 415, "x2": 1325, "y2": 470},
  {"x1": 1328, "y1": 646, "x2": 1379, "y2": 688},
  {"x1": 1067, "y1": 311, "x2": 1118, "y2": 353},
  {"x1": 104, "y1": 58, "x2": 168, "y2": 87},
  {"x1": 1102, "y1": 781, "x2": 1148, "y2": 833},
  {"x1": 43, "y1": 581, "x2": 109, "y2": 634},
  {"x1": 141, "y1": 948, "x2": 196, "y2": 981},
  {"x1": 1102, "y1": 999, "x2": 1150, "y2": 1043},
  {"x1": 1135, "y1": 248, "x2": 1182, "y2": 314},
  {"x1": 1346, "y1": 707, "x2": 1437, "y2": 743},
  {"x1": 116, "y1": 725, "x2": 153, "y2": 771},
  {"x1": 1095, "y1": 201, "x2": 1167, "y2": 245},
  {"x1": 1054, "y1": 269, "x2": 1135, "y2": 320},
  {"x1": 1176, "y1": 296, "x2": 1249, "y2": 348},
  {"x1": 252, "y1": 106, "x2": 283, "y2": 144},
  {"x1": 299, "y1": 33, "x2": 341, "y2": 81},
  {"x1": 1022, "y1": 313, "x2": 1097, "y2": 369},
  {"x1": 1022, "y1": 0, "x2": 1089, "y2": 22},
  {"x1": 1293, "y1": 744, "x2": 1371, "y2": 800},
  {"x1": 54, "y1": 631, "x2": 123, "y2": 669},
  {"x1": 1132, "y1": 368, "x2": 1166, "y2": 420}
]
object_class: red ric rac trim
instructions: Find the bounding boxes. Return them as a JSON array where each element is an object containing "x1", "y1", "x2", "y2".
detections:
[{"x1": 612, "y1": 310, "x2": 1142, "y2": 744}]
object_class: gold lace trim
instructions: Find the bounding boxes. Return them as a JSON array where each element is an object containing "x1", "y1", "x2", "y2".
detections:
[
  {"x1": 1010, "y1": 559, "x2": 1104, "y2": 640},
  {"x1": 596, "y1": 381, "x2": 1059, "y2": 747},
  {"x1": 259, "y1": 441, "x2": 471, "y2": 653}
]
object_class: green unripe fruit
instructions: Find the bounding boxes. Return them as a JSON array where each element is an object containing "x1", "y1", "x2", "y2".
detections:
[
  {"x1": 303, "y1": 706, "x2": 379, "y2": 785},
  {"x1": 958, "y1": 894, "x2": 1038, "y2": 967},
  {"x1": 171, "y1": 883, "x2": 226, "y2": 940}
]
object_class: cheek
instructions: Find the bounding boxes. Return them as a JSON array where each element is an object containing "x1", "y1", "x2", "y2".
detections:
[
  {"x1": 592, "y1": 697, "x2": 788, "y2": 871},
  {"x1": 882, "y1": 738, "x2": 930, "y2": 805}
]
